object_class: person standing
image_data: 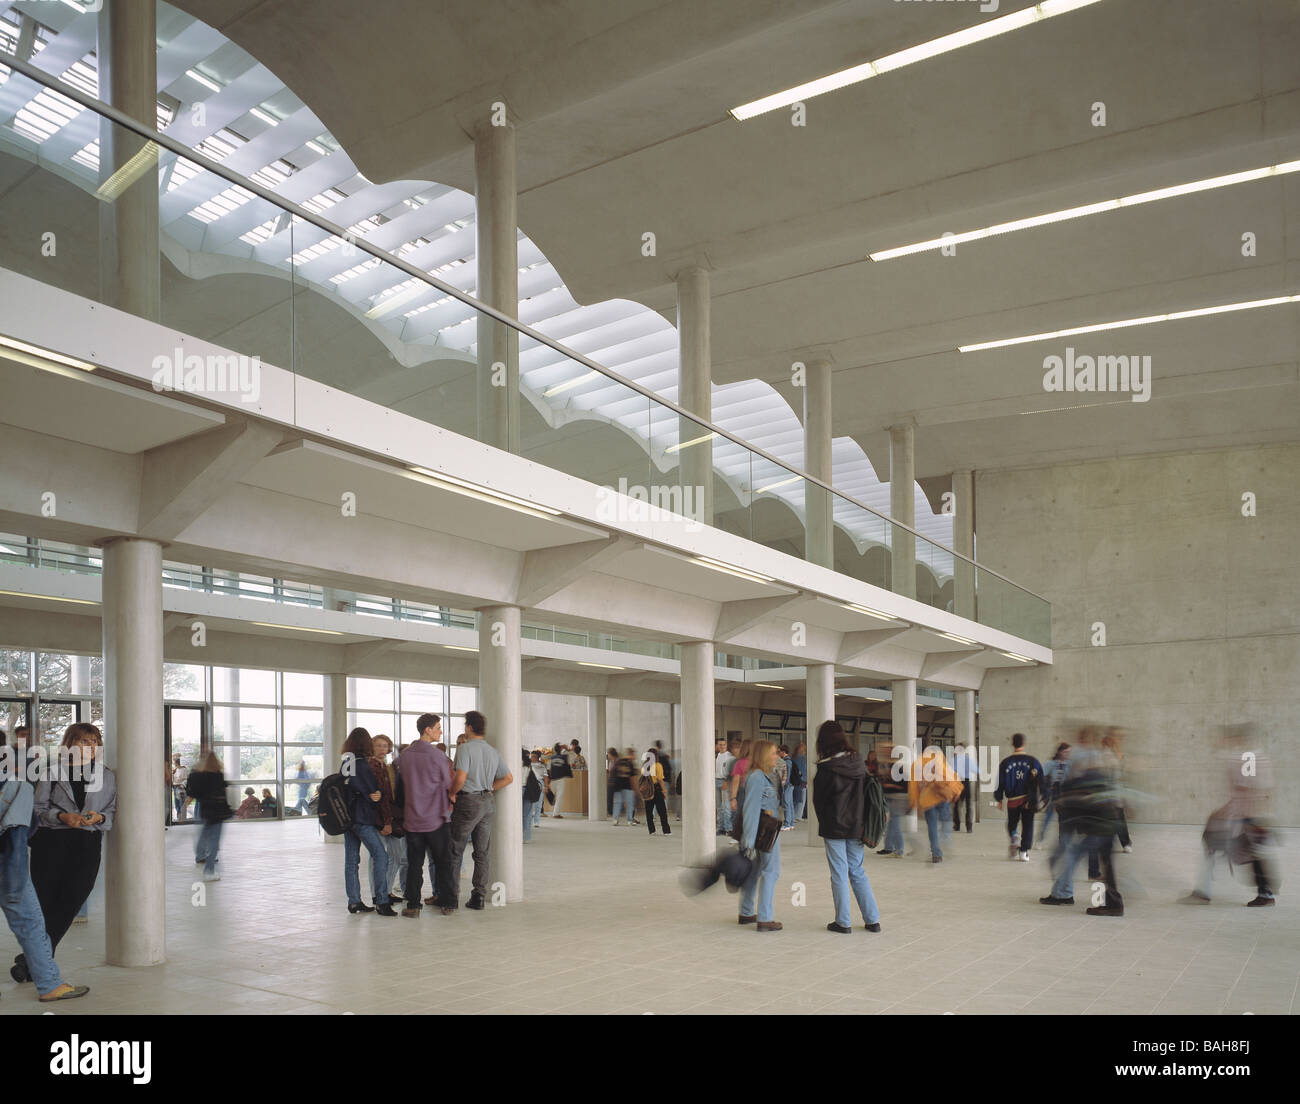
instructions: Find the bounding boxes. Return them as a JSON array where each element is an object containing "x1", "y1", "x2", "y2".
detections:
[
  {"x1": 186, "y1": 751, "x2": 230, "y2": 881},
  {"x1": 291, "y1": 760, "x2": 312, "y2": 815},
  {"x1": 399, "y1": 714, "x2": 454, "y2": 916},
  {"x1": 785, "y1": 743, "x2": 805, "y2": 829},
  {"x1": 530, "y1": 751, "x2": 548, "y2": 828},
  {"x1": 727, "y1": 739, "x2": 753, "y2": 832},
  {"x1": 521, "y1": 750, "x2": 540, "y2": 842},
  {"x1": 1039, "y1": 743, "x2": 1071, "y2": 848},
  {"x1": 1102, "y1": 729, "x2": 1133, "y2": 853},
  {"x1": 715, "y1": 737, "x2": 735, "y2": 836},
  {"x1": 446, "y1": 711, "x2": 513, "y2": 911},
  {"x1": 605, "y1": 748, "x2": 619, "y2": 818},
  {"x1": 170, "y1": 755, "x2": 189, "y2": 822},
  {"x1": 994, "y1": 734, "x2": 1043, "y2": 862},
  {"x1": 640, "y1": 748, "x2": 671, "y2": 836},
  {"x1": 792, "y1": 741, "x2": 808, "y2": 822},
  {"x1": 0, "y1": 772, "x2": 89, "y2": 1002},
  {"x1": 949, "y1": 745, "x2": 978, "y2": 834},
  {"x1": 907, "y1": 745, "x2": 960, "y2": 864},
  {"x1": 11, "y1": 723, "x2": 116, "y2": 986},
  {"x1": 611, "y1": 748, "x2": 637, "y2": 825},
  {"x1": 878, "y1": 750, "x2": 908, "y2": 857},
  {"x1": 737, "y1": 740, "x2": 783, "y2": 932},
  {"x1": 340, "y1": 728, "x2": 396, "y2": 917},
  {"x1": 371, "y1": 735, "x2": 405, "y2": 905},
  {"x1": 547, "y1": 742, "x2": 573, "y2": 818},
  {"x1": 654, "y1": 740, "x2": 678, "y2": 821},
  {"x1": 812, "y1": 720, "x2": 882, "y2": 934},
  {"x1": 774, "y1": 745, "x2": 794, "y2": 831}
]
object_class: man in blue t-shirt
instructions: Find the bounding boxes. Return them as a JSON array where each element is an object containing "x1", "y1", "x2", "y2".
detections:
[{"x1": 994, "y1": 733, "x2": 1043, "y2": 861}]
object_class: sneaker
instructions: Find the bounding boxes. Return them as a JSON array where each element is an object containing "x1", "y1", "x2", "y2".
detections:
[
  {"x1": 374, "y1": 903, "x2": 398, "y2": 917},
  {"x1": 876, "y1": 849, "x2": 895, "y2": 856},
  {"x1": 203, "y1": 873, "x2": 220, "y2": 882},
  {"x1": 1178, "y1": 891, "x2": 1211, "y2": 905},
  {"x1": 931, "y1": 855, "x2": 943, "y2": 863},
  {"x1": 865, "y1": 923, "x2": 882, "y2": 933},
  {"x1": 738, "y1": 914, "x2": 757, "y2": 925},
  {"x1": 401, "y1": 907, "x2": 421, "y2": 918},
  {"x1": 466, "y1": 894, "x2": 485, "y2": 911},
  {"x1": 1246, "y1": 896, "x2": 1276, "y2": 907},
  {"x1": 1008, "y1": 844, "x2": 1019, "y2": 861},
  {"x1": 756, "y1": 921, "x2": 783, "y2": 932},
  {"x1": 780, "y1": 826, "x2": 794, "y2": 832},
  {"x1": 629, "y1": 819, "x2": 640, "y2": 826},
  {"x1": 826, "y1": 922, "x2": 851, "y2": 934},
  {"x1": 613, "y1": 819, "x2": 622, "y2": 826},
  {"x1": 1085, "y1": 905, "x2": 1124, "y2": 917},
  {"x1": 1122, "y1": 845, "x2": 1133, "y2": 853},
  {"x1": 38, "y1": 983, "x2": 89, "y2": 1003},
  {"x1": 1040, "y1": 895, "x2": 1074, "y2": 906},
  {"x1": 1017, "y1": 852, "x2": 1030, "y2": 862}
]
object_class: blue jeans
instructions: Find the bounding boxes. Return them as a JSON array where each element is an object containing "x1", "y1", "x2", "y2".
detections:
[
  {"x1": 791, "y1": 785, "x2": 807, "y2": 822},
  {"x1": 739, "y1": 843, "x2": 781, "y2": 922},
  {"x1": 612, "y1": 790, "x2": 636, "y2": 821},
  {"x1": 1050, "y1": 828, "x2": 1089, "y2": 899},
  {"x1": 924, "y1": 803, "x2": 947, "y2": 858},
  {"x1": 344, "y1": 824, "x2": 389, "y2": 907},
  {"x1": 716, "y1": 779, "x2": 731, "y2": 832},
  {"x1": 884, "y1": 794, "x2": 906, "y2": 853},
  {"x1": 1041, "y1": 801, "x2": 1057, "y2": 843},
  {"x1": 195, "y1": 816, "x2": 223, "y2": 876},
  {"x1": 781, "y1": 784, "x2": 795, "y2": 828},
  {"x1": 523, "y1": 798, "x2": 536, "y2": 841},
  {"x1": 0, "y1": 827, "x2": 63, "y2": 994},
  {"x1": 824, "y1": 838, "x2": 880, "y2": 927}
]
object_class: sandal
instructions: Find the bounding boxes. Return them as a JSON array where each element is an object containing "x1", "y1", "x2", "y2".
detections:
[{"x1": 39, "y1": 983, "x2": 90, "y2": 1002}]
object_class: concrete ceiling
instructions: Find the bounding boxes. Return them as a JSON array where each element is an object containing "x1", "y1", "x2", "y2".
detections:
[{"x1": 172, "y1": 0, "x2": 1300, "y2": 477}]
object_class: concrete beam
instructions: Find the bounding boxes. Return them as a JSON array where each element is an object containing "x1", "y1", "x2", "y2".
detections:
[
  {"x1": 514, "y1": 536, "x2": 636, "y2": 607},
  {"x1": 838, "y1": 627, "x2": 911, "y2": 664},
  {"x1": 137, "y1": 418, "x2": 285, "y2": 541},
  {"x1": 713, "y1": 592, "x2": 805, "y2": 642},
  {"x1": 920, "y1": 649, "x2": 985, "y2": 681},
  {"x1": 341, "y1": 638, "x2": 399, "y2": 668}
]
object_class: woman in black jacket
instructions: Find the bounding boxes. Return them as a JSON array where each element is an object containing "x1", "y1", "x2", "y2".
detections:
[
  {"x1": 811, "y1": 720, "x2": 882, "y2": 934},
  {"x1": 186, "y1": 751, "x2": 231, "y2": 881}
]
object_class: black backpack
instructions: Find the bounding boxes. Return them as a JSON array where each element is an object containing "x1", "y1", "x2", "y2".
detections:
[
  {"x1": 524, "y1": 769, "x2": 541, "y2": 803},
  {"x1": 861, "y1": 774, "x2": 887, "y2": 849},
  {"x1": 317, "y1": 773, "x2": 354, "y2": 836},
  {"x1": 788, "y1": 758, "x2": 802, "y2": 788}
]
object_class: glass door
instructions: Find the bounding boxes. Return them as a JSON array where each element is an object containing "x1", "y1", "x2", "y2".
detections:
[{"x1": 166, "y1": 704, "x2": 208, "y2": 825}]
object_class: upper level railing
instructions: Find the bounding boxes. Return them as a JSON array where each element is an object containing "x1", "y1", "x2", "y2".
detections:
[{"x1": 0, "y1": 51, "x2": 1049, "y2": 647}]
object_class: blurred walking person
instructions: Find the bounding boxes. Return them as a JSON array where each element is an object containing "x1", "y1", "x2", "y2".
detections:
[
  {"x1": 950, "y1": 745, "x2": 978, "y2": 834},
  {"x1": 186, "y1": 751, "x2": 230, "y2": 881},
  {"x1": 878, "y1": 749, "x2": 908, "y2": 857},
  {"x1": 908, "y1": 745, "x2": 961, "y2": 863},
  {"x1": 1039, "y1": 742, "x2": 1071, "y2": 848},
  {"x1": 611, "y1": 748, "x2": 637, "y2": 825},
  {"x1": 813, "y1": 721, "x2": 882, "y2": 934},
  {"x1": 1103, "y1": 728, "x2": 1133, "y2": 853}
]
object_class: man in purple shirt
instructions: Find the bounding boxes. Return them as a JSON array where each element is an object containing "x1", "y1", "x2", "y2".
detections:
[{"x1": 399, "y1": 713, "x2": 454, "y2": 916}]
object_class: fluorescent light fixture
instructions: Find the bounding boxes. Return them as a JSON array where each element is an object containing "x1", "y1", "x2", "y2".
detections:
[
  {"x1": 1002, "y1": 651, "x2": 1034, "y2": 662},
  {"x1": 0, "y1": 589, "x2": 97, "y2": 606},
  {"x1": 408, "y1": 467, "x2": 562, "y2": 519},
  {"x1": 578, "y1": 661, "x2": 626, "y2": 670},
  {"x1": 936, "y1": 630, "x2": 977, "y2": 645},
  {"x1": 689, "y1": 555, "x2": 775, "y2": 585},
  {"x1": 249, "y1": 107, "x2": 278, "y2": 127},
  {"x1": 185, "y1": 68, "x2": 221, "y2": 93},
  {"x1": 306, "y1": 140, "x2": 326, "y2": 155},
  {"x1": 251, "y1": 621, "x2": 346, "y2": 636},
  {"x1": 730, "y1": 0, "x2": 1104, "y2": 121},
  {"x1": 959, "y1": 293, "x2": 1300, "y2": 352},
  {"x1": 755, "y1": 474, "x2": 802, "y2": 494},
  {"x1": 443, "y1": 644, "x2": 477, "y2": 653},
  {"x1": 872, "y1": 159, "x2": 1300, "y2": 261},
  {"x1": 0, "y1": 335, "x2": 97, "y2": 375},
  {"x1": 364, "y1": 282, "x2": 427, "y2": 320},
  {"x1": 543, "y1": 371, "x2": 597, "y2": 397},
  {"x1": 665, "y1": 431, "x2": 717, "y2": 454},
  {"x1": 842, "y1": 602, "x2": 897, "y2": 622},
  {"x1": 753, "y1": 683, "x2": 785, "y2": 690},
  {"x1": 95, "y1": 141, "x2": 159, "y2": 201}
]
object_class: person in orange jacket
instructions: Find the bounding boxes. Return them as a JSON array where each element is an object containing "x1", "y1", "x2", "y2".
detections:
[{"x1": 907, "y1": 747, "x2": 963, "y2": 863}]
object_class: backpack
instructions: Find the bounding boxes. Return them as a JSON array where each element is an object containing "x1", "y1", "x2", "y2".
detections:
[
  {"x1": 524, "y1": 769, "x2": 541, "y2": 803},
  {"x1": 637, "y1": 774, "x2": 655, "y2": 801},
  {"x1": 861, "y1": 774, "x2": 887, "y2": 849},
  {"x1": 316, "y1": 773, "x2": 354, "y2": 836},
  {"x1": 788, "y1": 758, "x2": 802, "y2": 788}
]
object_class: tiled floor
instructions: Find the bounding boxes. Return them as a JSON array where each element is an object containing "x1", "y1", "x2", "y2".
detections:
[{"x1": 1, "y1": 815, "x2": 1296, "y2": 1015}]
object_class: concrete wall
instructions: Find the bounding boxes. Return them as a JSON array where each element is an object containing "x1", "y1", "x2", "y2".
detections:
[
  {"x1": 523, "y1": 692, "x2": 672, "y2": 758},
  {"x1": 977, "y1": 443, "x2": 1299, "y2": 826}
]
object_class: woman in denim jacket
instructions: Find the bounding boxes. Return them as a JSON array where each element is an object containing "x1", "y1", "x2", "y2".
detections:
[{"x1": 738, "y1": 739, "x2": 783, "y2": 932}]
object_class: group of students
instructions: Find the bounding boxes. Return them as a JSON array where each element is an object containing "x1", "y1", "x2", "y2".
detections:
[
  {"x1": 714, "y1": 736, "x2": 807, "y2": 836},
  {"x1": 337, "y1": 711, "x2": 512, "y2": 918},
  {"x1": 520, "y1": 740, "x2": 586, "y2": 836},
  {"x1": 603, "y1": 744, "x2": 676, "y2": 834},
  {"x1": 0, "y1": 723, "x2": 114, "y2": 1003},
  {"x1": 720, "y1": 721, "x2": 882, "y2": 933}
]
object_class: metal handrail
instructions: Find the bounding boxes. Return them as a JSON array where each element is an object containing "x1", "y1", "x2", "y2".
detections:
[{"x1": 0, "y1": 49, "x2": 1047, "y2": 603}]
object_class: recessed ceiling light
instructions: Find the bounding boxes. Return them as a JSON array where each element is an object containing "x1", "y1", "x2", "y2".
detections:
[
  {"x1": 730, "y1": 0, "x2": 1104, "y2": 121},
  {"x1": 0, "y1": 589, "x2": 97, "y2": 606},
  {"x1": 1002, "y1": 651, "x2": 1034, "y2": 662},
  {"x1": 578, "y1": 661, "x2": 626, "y2": 670},
  {"x1": 0, "y1": 335, "x2": 97, "y2": 375},
  {"x1": 665, "y1": 431, "x2": 717, "y2": 454},
  {"x1": 935, "y1": 630, "x2": 977, "y2": 645},
  {"x1": 842, "y1": 602, "x2": 897, "y2": 622},
  {"x1": 959, "y1": 293, "x2": 1300, "y2": 352},
  {"x1": 543, "y1": 371, "x2": 598, "y2": 397},
  {"x1": 755, "y1": 474, "x2": 802, "y2": 494},
  {"x1": 250, "y1": 621, "x2": 346, "y2": 636},
  {"x1": 306, "y1": 140, "x2": 326, "y2": 155},
  {"x1": 249, "y1": 107, "x2": 278, "y2": 127},
  {"x1": 443, "y1": 644, "x2": 477, "y2": 653},
  {"x1": 690, "y1": 555, "x2": 774, "y2": 584},
  {"x1": 408, "y1": 467, "x2": 562, "y2": 519},
  {"x1": 95, "y1": 141, "x2": 160, "y2": 201},
  {"x1": 872, "y1": 159, "x2": 1300, "y2": 260},
  {"x1": 185, "y1": 68, "x2": 221, "y2": 93},
  {"x1": 753, "y1": 683, "x2": 785, "y2": 690}
]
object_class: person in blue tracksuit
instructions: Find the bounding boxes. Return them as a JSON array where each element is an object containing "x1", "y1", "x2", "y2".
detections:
[{"x1": 994, "y1": 733, "x2": 1043, "y2": 861}]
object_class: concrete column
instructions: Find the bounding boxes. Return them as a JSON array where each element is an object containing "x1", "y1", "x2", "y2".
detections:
[
  {"x1": 803, "y1": 359, "x2": 833, "y2": 569},
  {"x1": 892, "y1": 678, "x2": 918, "y2": 831},
  {"x1": 474, "y1": 117, "x2": 519, "y2": 453},
  {"x1": 479, "y1": 605, "x2": 522, "y2": 901},
  {"x1": 679, "y1": 641, "x2": 714, "y2": 868},
  {"x1": 587, "y1": 695, "x2": 607, "y2": 821},
  {"x1": 804, "y1": 662, "x2": 834, "y2": 844},
  {"x1": 890, "y1": 423, "x2": 915, "y2": 600},
  {"x1": 101, "y1": 538, "x2": 164, "y2": 967},
  {"x1": 953, "y1": 468, "x2": 975, "y2": 620},
  {"x1": 955, "y1": 689, "x2": 978, "y2": 823},
  {"x1": 322, "y1": 673, "x2": 347, "y2": 845},
  {"x1": 96, "y1": 0, "x2": 159, "y2": 320},
  {"x1": 676, "y1": 266, "x2": 713, "y2": 525}
]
